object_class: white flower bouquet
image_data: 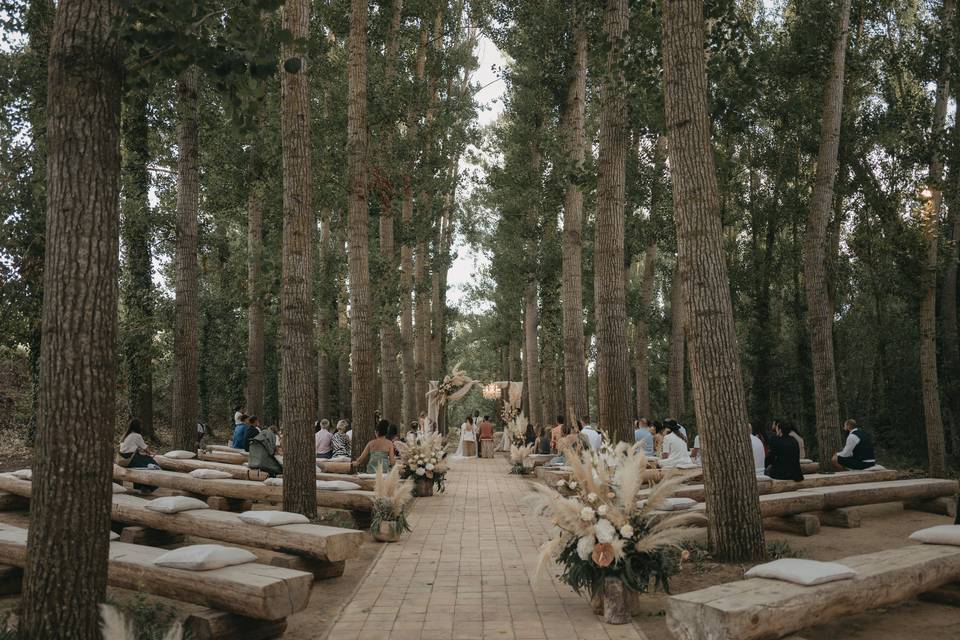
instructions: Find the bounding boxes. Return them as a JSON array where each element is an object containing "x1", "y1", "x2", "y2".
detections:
[
  {"x1": 505, "y1": 414, "x2": 529, "y2": 448},
  {"x1": 530, "y1": 441, "x2": 704, "y2": 610},
  {"x1": 396, "y1": 431, "x2": 449, "y2": 493}
]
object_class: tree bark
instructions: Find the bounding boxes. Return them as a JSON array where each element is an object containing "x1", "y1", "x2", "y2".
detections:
[
  {"x1": 594, "y1": 0, "x2": 633, "y2": 443},
  {"x1": 661, "y1": 0, "x2": 765, "y2": 562},
  {"x1": 560, "y1": 1, "x2": 589, "y2": 425},
  {"x1": 21, "y1": 0, "x2": 122, "y2": 636},
  {"x1": 348, "y1": 0, "x2": 376, "y2": 454},
  {"x1": 246, "y1": 169, "x2": 265, "y2": 419},
  {"x1": 803, "y1": 0, "x2": 852, "y2": 472},
  {"x1": 920, "y1": 0, "x2": 954, "y2": 477},
  {"x1": 280, "y1": 0, "x2": 317, "y2": 518},
  {"x1": 668, "y1": 261, "x2": 686, "y2": 419},
  {"x1": 523, "y1": 135, "x2": 544, "y2": 429},
  {"x1": 942, "y1": 90, "x2": 960, "y2": 455},
  {"x1": 120, "y1": 87, "x2": 154, "y2": 439},
  {"x1": 400, "y1": 25, "x2": 428, "y2": 427},
  {"x1": 171, "y1": 66, "x2": 200, "y2": 453},
  {"x1": 634, "y1": 245, "x2": 657, "y2": 419},
  {"x1": 317, "y1": 214, "x2": 334, "y2": 420}
]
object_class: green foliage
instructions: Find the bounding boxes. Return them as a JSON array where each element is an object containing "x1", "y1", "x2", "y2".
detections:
[
  {"x1": 766, "y1": 540, "x2": 804, "y2": 560},
  {"x1": 106, "y1": 593, "x2": 181, "y2": 640},
  {"x1": 556, "y1": 533, "x2": 680, "y2": 600}
]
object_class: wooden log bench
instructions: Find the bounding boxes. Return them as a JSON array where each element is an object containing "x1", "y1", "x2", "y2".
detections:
[
  {"x1": 157, "y1": 456, "x2": 377, "y2": 490},
  {"x1": 0, "y1": 524, "x2": 312, "y2": 622},
  {"x1": 199, "y1": 450, "x2": 249, "y2": 465},
  {"x1": 0, "y1": 475, "x2": 365, "y2": 569},
  {"x1": 639, "y1": 469, "x2": 901, "y2": 503},
  {"x1": 666, "y1": 544, "x2": 960, "y2": 640},
  {"x1": 111, "y1": 468, "x2": 375, "y2": 517}
]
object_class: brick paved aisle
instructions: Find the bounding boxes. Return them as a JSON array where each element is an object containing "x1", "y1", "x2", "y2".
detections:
[{"x1": 325, "y1": 457, "x2": 648, "y2": 640}]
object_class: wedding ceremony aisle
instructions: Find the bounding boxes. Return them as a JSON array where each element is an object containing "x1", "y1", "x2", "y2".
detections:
[{"x1": 325, "y1": 458, "x2": 648, "y2": 640}]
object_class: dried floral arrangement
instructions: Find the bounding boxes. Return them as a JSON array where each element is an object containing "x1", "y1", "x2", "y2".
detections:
[
  {"x1": 396, "y1": 431, "x2": 449, "y2": 492},
  {"x1": 371, "y1": 465, "x2": 414, "y2": 536},
  {"x1": 509, "y1": 443, "x2": 536, "y2": 475},
  {"x1": 530, "y1": 441, "x2": 705, "y2": 600},
  {"x1": 505, "y1": 414, "x2": 529, "y2": 448}
]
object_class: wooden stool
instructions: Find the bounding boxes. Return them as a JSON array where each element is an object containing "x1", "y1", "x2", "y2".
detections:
[{"x1": 480, "y1": 440, "x2": 494, "y2": 459}]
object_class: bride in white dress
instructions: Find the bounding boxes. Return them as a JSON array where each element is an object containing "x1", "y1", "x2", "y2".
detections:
[{"x1": 451, "y1": 416, "x2": 477, "y2": 459}]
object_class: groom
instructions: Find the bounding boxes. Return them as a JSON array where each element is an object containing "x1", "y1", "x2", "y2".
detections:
[{"x1": 478, "y1": 416, "x2": 495, "y2": 458}]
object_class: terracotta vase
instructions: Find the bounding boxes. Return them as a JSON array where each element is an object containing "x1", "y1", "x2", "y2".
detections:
[
  {"x1": 601, "y1": 577, "x2": 638, "y2": 625},
  {"x1": 372, "y1": 520, "x2": 401, "y2": 543},
  {"x1": 414, "y1": 476, "x2": 434, "y2": 497}
]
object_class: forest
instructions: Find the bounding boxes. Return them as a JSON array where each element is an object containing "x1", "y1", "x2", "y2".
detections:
[{"x1": 0, "y1": 0, "x2": 959, "y2": 636}]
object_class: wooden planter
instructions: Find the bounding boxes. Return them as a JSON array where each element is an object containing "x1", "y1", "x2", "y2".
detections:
[
  {"x1": 413, "y1": 476, "x2": 434, "y2": 497},
  {"x1": 593, "y1": 577, "x2": 638, "y2": 625},
  {"x1": 372, "y1": 520, "x2": 402, "y2": 543}
]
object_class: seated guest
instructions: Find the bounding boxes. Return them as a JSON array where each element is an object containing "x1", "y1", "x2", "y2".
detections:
[
  {"x1": 229, "y1": 412, "x2": 249, "y2": 449},
  {"x1": 665, "y1": 419, "x2": 687, "y2": 440},
  {"x1": 690, "y1": 433, "x2": 701, "y2": 465},
  {"x1": 634, "y1": 419, "x2": 654, "y2": 458},
  {"x1": 118, "y1": 418, "x2": 159, "y2": 492},
  {"x1": 659, "y1": 424, "x2": 691, "y2": 468},
  {"x1": 331, "y1": 420, "x2": 351, "y2": 458},
  {"x1": 580, "y1": 421, "x2": 602, "y2": 450},
  {"x1": 551, "y1": 415, "x2": 566, "y2": 453},
  {"x1": 524, "y1": 422, "x2": 537, "y2": 446},
  {"x1": 784, "y1": 420, "x2": 806, "y2": 460},
  {"x1": 750, "y1": 427, "x2": 766, "y2": 474},
  {"x1": 356, "y1": 420, "x2": 396, "y2": 473},
  {"x1": 249, "y1": 424, "x2": 283, "y2": 478},
  {"x1": 832, "y1": 419, "x2": 876, "y2": 470},
  {"x1": 652, "y1": 421, "x2": 665, "y2": 457},
  {"x1": 752, "y1": 423, "x2": 770, "y2": 456},
  {"x1": 765, "y1": 421, "x2": 804, "y2": 481},
  {"x1": 315, "y1": 418, "x2": 333, "y2": 459},
  {"x1": 536, "y1": 426, "x2": 552, "y2": 455},
  {"x1": 242, "y1": 415, "x2": 261, "y2": 452}
]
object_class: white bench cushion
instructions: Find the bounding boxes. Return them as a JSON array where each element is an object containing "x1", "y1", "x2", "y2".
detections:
[
  {"x1": 189, "y1": 469, "x2": 232, "y2": 480},
  {"x1": 910, "y1": 525, "x2": 960, "y2": 546},
  {"x1": 239, "y1": 511, "x2": 311, "y2": 527},
  {"x1": 153, "y1": 544, "x2": 256, "y2": 571},
  {"x1": 145, "y1": 496, "x2": 209, "y2": 514},
  {"x1": 163, "y1": 450, "x2": 197, "y2": 459},
  {"x1": 745, "y1": 558, "x2": 856, "y2": 586}
]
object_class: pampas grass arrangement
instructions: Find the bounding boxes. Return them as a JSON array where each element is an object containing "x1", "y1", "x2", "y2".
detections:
[
  {"x1": 509, "y1": 442, "x2": 535, "y2": 475},
  {"x1": 396, "y1": 431, "x2": 449, "y2": 492},
  {"x1": 370, "y1": 465, "x2": 414, "y2": 539},
  {"x1": 528, "y1": 440, "x2": 705, "y2": 606}
]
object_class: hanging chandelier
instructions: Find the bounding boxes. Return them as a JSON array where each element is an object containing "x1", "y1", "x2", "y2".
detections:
[{"x1": 482, "y1": 383, "x2": 500, "y2": 400}]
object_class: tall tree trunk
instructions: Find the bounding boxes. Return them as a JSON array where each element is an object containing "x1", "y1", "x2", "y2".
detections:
[
  {"x1": 561, "y1": 2, "x2": 589, "y2": 424},
  {"x1": 634, "y1": 245, "x2": 657, "y2": 419},
  {"x1": 668, "y1": 262, "x2": 686, "y2": 418},
  {"x1": 377, "y1": 0, "x2": 404, "y2": 427},
  {"x1": 803, "y1": 0, "x2": 852, "y2": 471},
  {"x1": 523, "y1": 133, "x2": 544, "y2": 428},
  {"x1": 120, "y1": 87, "x2": 154, "y2": 439},
  {"x1": 22, "y1": 0, "x2": 55, "y2": 444},
  {"x1": 171, "y1": 66, "x2": 200, "y2": 453},
  {"x1": 21, "y1": 0, "x2": 122, "y2": 635},
  {"x1": 348, "y1": 0, "x2": 376, "y2": 453},
  {"x1": 338, "y1": 274, "x2": 352, "y2": 418},
  {"x1": 920, "y1": 0, "x2": 954, "y2": 477},
  {"x1": 662, "y1": 0, "x2": 765, "y2": 562},
  {"x1": 942, "y1": 89, "x2": 960, "y2": 454},
  {"x1": 400, "y1": 24, "x2": 428, "y2": 427},
  {"x1": 246, "y1": 171, "x2": 265, "y2": 418},
  {"x1": 415, "y1": 235, "x2": 431, "y2": 414},
  {"x1": 317, "y1": 214, "x2": 334, "y2": 420},
  {"x1": 594, "y1": 0, "x2": 632, "y2": 442},
  {"x1": 280, "y1": 0, "x2": 317, "y2": 517}
]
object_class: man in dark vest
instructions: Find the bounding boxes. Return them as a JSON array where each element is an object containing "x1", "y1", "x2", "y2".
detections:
[{"x1": 832, "y1": 418, "x2": 876, "y2": 471}]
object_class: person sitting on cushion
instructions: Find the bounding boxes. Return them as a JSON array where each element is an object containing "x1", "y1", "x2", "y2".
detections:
[
  {"x1": 832, "y1": 419, "x2": 876, "y2": 471},
  {"x1": 765, "y1": 421, "x2": 804, "y2": 481},
  {"x1": 356, "y1": 420, "x2": 396, "y2": 473},
  {"x1": 331, "y1": 420, "x2": 352, "y2": 458},
  {"x1": 659, "y1": 423, "x2": 692, "y2": 468},
  {"x1": 249, "y1": 424, "x2": 283, "y2": 478},
  {"x1": 229, "y1": 412, "x2": 249, "y2": 449},
  {"x1": 118, "y1": 419, "x2": 159, "y2": 492}
]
